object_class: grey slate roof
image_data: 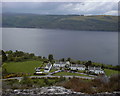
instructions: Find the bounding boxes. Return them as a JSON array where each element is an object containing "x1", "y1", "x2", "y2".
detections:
[
  {"x1": 55, "y1": 62, "x2": 66, "y2": 64},
  {"x1": 88, "y1": 66, "x2": 101, "y2": 70},
  {"x1": 95, "y1": 67, "x2": 101, "y2": 70},
  {"x1": 71, "y1": 64, "x2": 85, "y2": 67},
  {"x1": 46, "y1": 63, "x2": 52, "y2": 68}
]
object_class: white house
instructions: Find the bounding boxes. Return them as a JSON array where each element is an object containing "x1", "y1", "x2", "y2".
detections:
[
  {"x1": 35, "y1": 71, "x2": 43, "y2": 74},
  {"x1": 88, "y1": 66, "x2": 104, "y2": 74},
  {"x1": 35, "y1": 67, "x2": 40, "y2": 72},
  {"x1": 44, "y1": 63, "x2": 52, "y2": 73},
  {"x1": 35, "y1": 67, "x2": 44, "y2": 74},
  {"x1": 66, "y1": 61, "x2": 70, "y2": 65},
  {"x1": 70, "y1": 64, "x2": 86, "y2": 71},
  {"x1": 53, "y1": 61, "x2": 70, "y2": 68}
]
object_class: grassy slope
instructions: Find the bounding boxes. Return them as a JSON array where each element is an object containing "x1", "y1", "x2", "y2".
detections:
[
  {"x1": 66, "y1": 15, "x2": 118, "y2": 22},
  {"x1": 104, "y1": 69, "x2": 119, "y2": 76},
  {"x1": 2, "y1": 60, "x2": 43, "y2": 74}
]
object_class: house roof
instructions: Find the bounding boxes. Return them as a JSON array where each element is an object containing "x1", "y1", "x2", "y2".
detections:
[
  {"x1": 88, "y1": 66, "x2": 101, "y2": 70},
  {"x1": 55, "y1": 61, "x2": 70, "y2": 65},
  {"x1": 35, "y1": 67, "x2": 41, "y2": 71},
  {"x1": 95, "y1": 67, "x2": 101, "y2": 70},
  {"x1": 46, "y1": 63, "x2": 52, "y2": 68},
  {"x1": 71, "y1": 64, "x2": 85, "y2": 67},
  {"x1": 55, "y1": 62, "x2": 66, "y2": 64},
  {"x1": 77, "y1": 64, "x2": 85, "y2": 67},
  {"x1": 88, "y1": 67, "x2": 94, "y2": 70}
]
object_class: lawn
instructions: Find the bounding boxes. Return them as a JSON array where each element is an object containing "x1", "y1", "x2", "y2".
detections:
[
  {"x1": 49, "y1": 69, "x2": 58, "y2": 73},
  {"x1": 2, "y1": 60, "x2": 43, "y2": 74},
  {"x1": 104, "y1": 69, "x2": 120, "y2": 76},
  {"x1": 53, "y1": 72, "x2": 92, "y2": 77}
]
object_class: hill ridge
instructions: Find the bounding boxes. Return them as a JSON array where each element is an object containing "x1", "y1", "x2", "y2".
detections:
[{"x1": 2, "y1": 13, "x2": 118, "y2": 31}]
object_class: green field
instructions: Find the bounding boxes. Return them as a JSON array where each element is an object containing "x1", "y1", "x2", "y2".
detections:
[
  {"x1": 104, "y1": 69, "x2": 119, "y2": 76},
  {"x1": 2, "y1": 60, "x2": 43, "y2": 74},
  {"x1": 53, "y1": 72, "x2": 92, "y2": 77},
  {"x1": 50, "y1": 69, "x2": 58, "y2": 73},
  {"x1": 2, "y1": 60, "x2": 120, "y2": 77}
]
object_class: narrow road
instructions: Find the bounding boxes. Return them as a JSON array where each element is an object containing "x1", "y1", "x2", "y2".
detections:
[{"x1": 3, "y1": 75, "x2": 94, "y2": 81}]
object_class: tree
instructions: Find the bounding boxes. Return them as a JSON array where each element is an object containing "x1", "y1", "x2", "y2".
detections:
[
  {"x1": 2, "y1": 68, "x2": 8, "y2": 75},
  {"x1": 67, "y1": 57, "x2": 71, "y2": 62},
  {"x1": 59, "y1": 76, "x2": 66, "y2": 82},
  {"x1": 85, "y1": 61, "x2": 92, "y2": 67},
  {"x1": 44, "y1": 78, "x2": 50, "y2": 85},
  {"x1": 29, "y1": 53, "x2": 35, "y2": 58},
  {"x1": 48, "y1": 54, "x2": 54, "y2": 62},
  {"x1": 60, "y1": 58, "x2": 65, "y2": 62},
  {"x1": 77, "y1": 60, "x2": 81, "y2": 64},
  {"x1": 38, "y1": 56, "x2": 42, "y2": 59},
  {"x1": 20, "y1": 76, "x2": 33, "y2": 87},
  {"x1": 43, "y1": 56, "x2": 46, "y2": 59},
  {"x1": 5, "y1": 50, "x2": 13, "y2": 54},
  {"x1": 51, "y1": 60, "x2": 55, "y2": 64},
  {"x1": 2, "y1": 50, "x2": 7, "y2": 62}
]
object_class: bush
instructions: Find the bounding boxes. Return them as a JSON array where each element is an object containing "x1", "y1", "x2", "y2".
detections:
[
  {"x1": 20, "y1": 76, "x2": 33, "y2": 87},
  {"x1": 63, "y1": 77, "x2": 94, "y2": 94},
  {"x1": 59, "y1": 76, "x2": 66, "y2": 82}
]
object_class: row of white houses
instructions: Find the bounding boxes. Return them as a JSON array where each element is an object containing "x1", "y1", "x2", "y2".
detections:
[
  {"x1": 88, "y1": 66, "x2": 104, "y2": 74},
  {"x1": 53, "y1": 61, "x2": 70, "y2": 68},
  {"x1": 70, "y1": 64, "x2": 86, "y2": 71},
  {"x1": 35, "y1": 61, "x2": 104, "y2": 74}
]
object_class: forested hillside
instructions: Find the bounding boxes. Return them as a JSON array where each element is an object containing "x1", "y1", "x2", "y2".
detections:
[{"x1": 2, "y1": 13, "x2": 118, "y2": 31}]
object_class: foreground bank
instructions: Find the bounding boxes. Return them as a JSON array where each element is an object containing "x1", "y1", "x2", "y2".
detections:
[
  {"x1": 2, "y1": 86, "x2": 120, "y2": 96},
  {"x1": 2, "y1": 75, "x2": 120, "y2": 95}
]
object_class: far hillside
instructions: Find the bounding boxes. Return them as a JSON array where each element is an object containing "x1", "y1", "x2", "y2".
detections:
[{"x1": 2, "y1": 13, "x2": 118, "y2": 31}]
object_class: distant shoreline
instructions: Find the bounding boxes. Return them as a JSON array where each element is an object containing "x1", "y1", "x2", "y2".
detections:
[{"x1": 2, "y1": 27, "x2": 118, "y2": 32}]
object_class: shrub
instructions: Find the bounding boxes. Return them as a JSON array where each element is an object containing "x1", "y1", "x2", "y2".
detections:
[
  {"x1": 63, "y1": 77, "x2": 94, "y2": 94},
  {"x1": 20, "y1": 76, "x2": 33, "y2": 87}
]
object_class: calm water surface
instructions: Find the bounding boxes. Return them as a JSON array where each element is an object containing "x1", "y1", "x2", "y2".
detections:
[{"x1": 2, "y1": 28, "x2": 118, "y2": 65}]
